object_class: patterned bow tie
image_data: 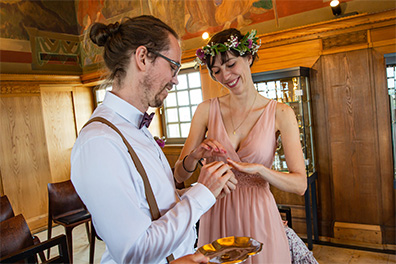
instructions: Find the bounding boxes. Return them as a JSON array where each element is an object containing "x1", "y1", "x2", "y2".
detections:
[{"x1": 139, "y1": 112, "x2": 155, "y2": 129}]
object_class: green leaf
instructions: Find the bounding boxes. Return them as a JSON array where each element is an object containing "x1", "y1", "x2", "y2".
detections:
[{"x1": 253, "y1": 0, "x2": 273, "y2": 10}]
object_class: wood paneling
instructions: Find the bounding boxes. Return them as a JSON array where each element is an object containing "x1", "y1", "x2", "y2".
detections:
[
  {"x1": 0, "y1": 95, "x2": 52, "y2": 230},
  {"x1": 311, "y1": 59, "x2": 334, "y2": 238},
  {"x1": 0, "y1": 75, "x2": 95, "y2": 232},
  {"x1": 334, "y1": 222, "x2": 382, "y2": 244},
  {"x1": 310, "y1": 48, "x2": 395, "y2": 244},
  {"x1": 371, "y1": 49, "x2": 395, "y2": 244},
  {"x1": 72, "y1": 86, "x2": 94, "y2": 134},
  {"x1": 41, "y1": 89, "x2": 77, "y2": 183},
  {"x1": 252, "y1": 39, "x2": 321, "y2": 73},
  {"x1": 323, "y1": 50, "x2": 381, "y2": 224}
]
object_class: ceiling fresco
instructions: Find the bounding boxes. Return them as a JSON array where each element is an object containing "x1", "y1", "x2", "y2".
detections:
[
  {"x1": 1, "y1": 0, "x2": 354, "y2": 41},
  {"x1": 1, "y1": 0, "x2": 392, "y2": 74},
  {"x1": 0, "y1": 0, "x2": 79, "y2": 40}
]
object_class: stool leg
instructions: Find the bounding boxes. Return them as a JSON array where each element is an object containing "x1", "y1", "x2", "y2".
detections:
[
  {"x1": 89, "y1": 222, "x2": 96, "y2": 263},
  {"x1": 304, "y1": 187, "x2": 313, "y2": 250},
  {"x1": 47, "y1": 220, "x2": 52, "y2": 259},
  {"x1": 65, "y1": 227, "x2": 74, "y2": 264},
  {"x1": 85, "y1": 222, "x2": 91, "y2": 244}
]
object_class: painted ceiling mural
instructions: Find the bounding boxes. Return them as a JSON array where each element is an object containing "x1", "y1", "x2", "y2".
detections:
[
  {"x1": 74, "y1": 0, "x2": 340, "y2": 40},
  {"x1": 0, "y1": 0, "x2": 366, "y2": 73},
  {"x1": 0, "y1": 0, "x2": 79, "y2": 40},
  {"x1": 0, "y1": 0, "x2": 349, "y2": 41},
  {"x1": 76, "y1": 0, "x2": 345, "y2": 66}
]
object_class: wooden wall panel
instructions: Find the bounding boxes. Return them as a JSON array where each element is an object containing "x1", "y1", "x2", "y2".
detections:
[
  {"x1": 41, "y1": 89, "x2": 77, "y2": 183},
  {"x1": 0, "y1": 95, "x2": 52, "y2": 230},
  {"x1": 310, "y1": 59, "x2": 334, "y2": 237},
  {"x1": 72, "y1": 86, "x2": 94, "y2": 134},
  {"x1": 322, "y1": 49, "x2": 382, "y2": 224},
  {"x1": 252, "y1": 39, "x2": 321, "y2": 73},
  {"x1": 371, "y1": 49, "x2": 395, "y2": 244}
]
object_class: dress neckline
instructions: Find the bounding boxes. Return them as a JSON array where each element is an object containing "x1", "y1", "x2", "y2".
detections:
[{"x1": 215, "y1": 97, "x2": 273, "y2": 154}]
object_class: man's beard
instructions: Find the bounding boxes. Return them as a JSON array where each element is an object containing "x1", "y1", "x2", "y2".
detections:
[{"x1": 141, "y1": 74, "x2": 171, "y2": 108}]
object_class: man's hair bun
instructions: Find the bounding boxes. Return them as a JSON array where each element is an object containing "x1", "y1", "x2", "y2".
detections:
[{"x1": 90, "y1": 22, "x2": 120, "y2": 47}]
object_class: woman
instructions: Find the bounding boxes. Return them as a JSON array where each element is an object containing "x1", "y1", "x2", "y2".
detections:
[{"x1": 174, "y1": 28, "x2": 312, "y2": 263}]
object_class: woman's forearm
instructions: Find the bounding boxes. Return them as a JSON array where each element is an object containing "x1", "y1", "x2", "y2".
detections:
[
  {"x1": 174, "y1": 154, "x2": 200, "y2": 183},
  {"x1": 258, "y1": 165, "x2": 307, "y2": 195}
]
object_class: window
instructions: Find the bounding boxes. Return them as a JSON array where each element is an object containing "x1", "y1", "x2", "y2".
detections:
[
  {"x1": 162, "y1": 68, "x2": 203, "y2": 143},
  {"x1": 94, "y1": 85, "x2": 112, "y2": 106}
]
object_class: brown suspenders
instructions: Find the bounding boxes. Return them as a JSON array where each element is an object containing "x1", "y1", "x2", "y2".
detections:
[{"x1": 83, "y1": 117, "x2": 175, "y2": 263}]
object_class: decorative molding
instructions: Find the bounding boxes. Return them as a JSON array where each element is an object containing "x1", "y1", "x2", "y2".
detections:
[
  {"x1": 25, "y1": 27, "x2": 82, "y2": 73},
  {"x1": 258, "y1": 9, "x2": 395, "y2": 46},
  {"x1": 0, "y1": 83, "x2": 40, "y2": 96},
  {"x1": 322, "y1": 30, "x2": 368, "y2": 50},
  {"x1": 0, "y1": 74, "x2": 81, "y2": 96},
  {"x1": 0, "y1": 74, "x2": 81, "y2": 83},
  {"x1": 80, "y1": 68, "x2": 108, "y2": 86}
]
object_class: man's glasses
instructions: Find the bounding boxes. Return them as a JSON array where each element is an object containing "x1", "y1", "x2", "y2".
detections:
[{"x1": 148, "y1": 49, "x2": 181, "y2": 77}]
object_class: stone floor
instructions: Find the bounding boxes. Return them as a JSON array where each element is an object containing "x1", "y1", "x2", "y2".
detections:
[{"x1": 35, "y1": 225, "x2": 396, "y2": 263}]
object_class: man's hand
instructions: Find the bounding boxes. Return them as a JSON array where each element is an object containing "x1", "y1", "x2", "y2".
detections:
[
  {"x1": 198, "y1": 161, "x2": 237, "y2": 198},
  {"x1": 170, "y1": 252, "x2": 209, "y2": 264}
]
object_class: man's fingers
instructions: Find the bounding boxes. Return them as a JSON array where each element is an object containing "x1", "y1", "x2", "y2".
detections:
[
  {"x1": 192, "y1": 252, "x2": 209, "y2": 263},
  {"x1": 228, "y1": 173, "x2": 238, "y2": 185},
  {"x1": 226, "y1": 179, "x2": 237, "y2": 191},
  {"x1": 204, "y1": 161, "x2": 229, "y2": 173}
]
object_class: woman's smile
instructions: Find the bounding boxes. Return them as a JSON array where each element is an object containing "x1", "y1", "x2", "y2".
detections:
[{"x1": 226, "y1": 77, "x2": 239, "y2": 88}]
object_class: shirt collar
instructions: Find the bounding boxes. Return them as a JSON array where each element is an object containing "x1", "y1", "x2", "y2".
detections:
[{"x1": 102, "y1": 91, "x2": 144, "y2": 128}]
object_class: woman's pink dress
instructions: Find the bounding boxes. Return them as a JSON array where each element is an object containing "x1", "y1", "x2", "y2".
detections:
[{"x1": 198, "y1": 98, "x2": 291, "y2": 264}]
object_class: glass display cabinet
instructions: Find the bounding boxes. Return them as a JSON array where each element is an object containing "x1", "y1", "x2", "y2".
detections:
[
  {"x1": 252, "y1": 67, "x2": 315, "y2": 175},
  {"x1": 252, "y1": 67, "x2": 318, "y2": 249}
]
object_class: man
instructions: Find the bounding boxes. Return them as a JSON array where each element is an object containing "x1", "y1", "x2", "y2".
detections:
[{"x1": 71, "y1": 15, "x2": 236, "y2": 263}]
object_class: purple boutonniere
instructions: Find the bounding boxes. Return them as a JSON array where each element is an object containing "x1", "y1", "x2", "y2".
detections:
[{"x1": 154, "y1": 136, "x2": 166, "y2": 148}]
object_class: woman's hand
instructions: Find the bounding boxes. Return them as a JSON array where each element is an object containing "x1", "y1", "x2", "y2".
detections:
[
  {"x1": 227, "y1": 158, "x2": 262, "y2": 175},
  {"x1": 189, "y1": 138, "x2": 227, "y2": 161}
]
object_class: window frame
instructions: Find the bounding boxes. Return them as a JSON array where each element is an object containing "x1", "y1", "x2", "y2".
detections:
[{"x1": 161, "y1": 67, "x2": 203, "y2": 144}]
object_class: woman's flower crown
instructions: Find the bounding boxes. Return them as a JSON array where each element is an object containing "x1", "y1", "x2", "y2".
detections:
[{"x1": 194, "y1": 29, "x2": 261, "y2": 68}]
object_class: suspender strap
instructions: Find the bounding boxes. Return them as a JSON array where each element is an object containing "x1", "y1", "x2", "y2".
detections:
[{"x1": 82, "y1": 117, "x2": 175, "y2": 263}]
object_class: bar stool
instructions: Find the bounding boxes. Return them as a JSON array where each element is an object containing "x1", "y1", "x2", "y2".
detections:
[
  {"x1": 0, "y1": 195, "x2": 15, "y2": 222},
  {"x1": 47, "y1": 180, "x2": 95, "y2": 263}
]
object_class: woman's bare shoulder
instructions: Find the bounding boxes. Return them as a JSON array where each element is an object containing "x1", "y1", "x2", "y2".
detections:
[
  {"x1": 196, "y1": 98, "x2": 212, "y2": 113},
  {"x1": 275, "y1": 101, "x2": 295, "y2": 117},
  {"x1": 275, "y1": 101, "x2": 298, "y2": 130}
]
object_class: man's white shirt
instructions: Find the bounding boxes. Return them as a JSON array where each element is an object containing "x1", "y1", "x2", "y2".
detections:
[{"x1": 71, "y1": 91, "x2": 215, "y2": 263}]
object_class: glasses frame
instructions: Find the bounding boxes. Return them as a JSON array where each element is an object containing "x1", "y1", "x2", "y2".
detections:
[{"x1": 148, "y1": 49, "x2": 181, "y2": 77}]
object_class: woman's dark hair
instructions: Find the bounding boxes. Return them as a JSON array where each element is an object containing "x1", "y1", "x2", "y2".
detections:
[
  {"x1": 90, "y1": 15, "x2": 179, "y2": 85},
  {"x1": 205, "y1": 28, "x2": 258, "y2": 77}
]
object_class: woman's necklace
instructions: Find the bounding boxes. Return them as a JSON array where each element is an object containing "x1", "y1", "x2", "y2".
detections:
[{"x1": 229, "y1": 92, "x2": 258, "y2": 135}]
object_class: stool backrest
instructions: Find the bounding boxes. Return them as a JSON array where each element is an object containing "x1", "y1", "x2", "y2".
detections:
[
  {"x1": 0, "y1": 214, "x2": 35, "y2": 258},
  {"x1": 0, "y1": 195, "x2": 15, "y2": 222},
  {"x1": 48, "y1": 180, "x2": 86, "y2": 220}
]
